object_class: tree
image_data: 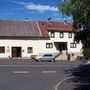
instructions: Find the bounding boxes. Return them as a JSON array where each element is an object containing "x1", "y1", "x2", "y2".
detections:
[{"x1": 58, "y1": 0, "x2": 90, "y2": 59}]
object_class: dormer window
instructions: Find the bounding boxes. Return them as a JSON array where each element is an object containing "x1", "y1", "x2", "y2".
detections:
[{"x1": 51, "y1": 32, "x2": 55, "y2": 38}]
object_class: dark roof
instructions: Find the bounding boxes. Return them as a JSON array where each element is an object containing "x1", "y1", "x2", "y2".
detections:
[
  {"x1": 0, "y1": 20, "x2": 41, "y2": 37},
  {"x1": 0, "y1": 20, "x2": 75, "y2": 38}
]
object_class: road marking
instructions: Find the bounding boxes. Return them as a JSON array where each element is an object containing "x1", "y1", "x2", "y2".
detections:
[
  {"x1": 42, "y1": 71, "x2": 56, "y2": 73},
  {"x1": 13, "y1": 71, "x2": 29, "y2": 74}
]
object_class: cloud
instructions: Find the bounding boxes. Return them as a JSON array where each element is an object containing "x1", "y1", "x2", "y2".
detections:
[
  {"x1": 12, "y1": 1, "x2": 58, "y2": 12},
  {"x1": 25, "y1": 3, "x2": 58, "y2": 12}
]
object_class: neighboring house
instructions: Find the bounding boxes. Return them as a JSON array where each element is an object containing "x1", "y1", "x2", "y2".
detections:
[{"x1": 0, "y1": 20, "x2": 82, "y2": 61}]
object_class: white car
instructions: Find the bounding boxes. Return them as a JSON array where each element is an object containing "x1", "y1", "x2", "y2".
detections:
[{"x1": 35, "y1": 54, "x2": 55, "y2": 62}]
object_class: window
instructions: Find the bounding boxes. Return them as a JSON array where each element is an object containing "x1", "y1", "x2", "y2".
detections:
[
  {"x1": 28, "y1": 47, "x2": 33, "y2": 53},
  {"x1": 0, "y1": 47, "x2": 5, "y2": 53},
  {"x1": 60, "y1": 32, "x2": 64, "y2": 38},
  {"x1": 46, "y1": 43, "x2": 53, "y2": 48},
  {"x1": 68, "y1": 32, "x2": 72, "y2": 38},
  {"x1": 70, "y1": 43, "x2": 76, "y2": 48},
  {"x1": 51, "y1": 32, "x2": 55, "y2": 38},
  {"x1": 44, "y1": 54, "x2": 53, "y2": 57}
]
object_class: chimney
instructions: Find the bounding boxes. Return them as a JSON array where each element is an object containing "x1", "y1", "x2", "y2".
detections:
[
  {"x1": 47, "y1": 18, "x2": 52, "y2": 27},
  {"x1": 64, "y1": 19, "x2": 68, "y2": 25},
  {"x1": 47, "y1": 17, "x2": 51, "y2": 22},
  {"x1": 24, "y1": 18, "x2": 29, "y2": 21}
]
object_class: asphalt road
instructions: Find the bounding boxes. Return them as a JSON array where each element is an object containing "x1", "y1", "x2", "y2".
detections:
[{"x1": 0, "y1": 60, "x2": 81, "y2": 90}]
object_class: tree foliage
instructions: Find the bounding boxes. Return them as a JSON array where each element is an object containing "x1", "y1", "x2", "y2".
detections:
[{"x1": 58, "y1": 0, "x2": 90, "y2": 59}]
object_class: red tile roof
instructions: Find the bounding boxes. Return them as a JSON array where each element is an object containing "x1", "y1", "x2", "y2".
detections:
[
  {"x1": 37, "y1": 21, "x2": 49, "y2": 37},
  {"x1": 37, "y1": 21, "x2": 73, "y2": 32}
]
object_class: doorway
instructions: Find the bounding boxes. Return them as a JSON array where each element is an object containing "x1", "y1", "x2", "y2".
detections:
[
  {"x1": 12, "y1": 47, "x2": 22, "y2": 58},
  {"x1": 59, "y1": 42, "x2": 67, "y2": 52}
]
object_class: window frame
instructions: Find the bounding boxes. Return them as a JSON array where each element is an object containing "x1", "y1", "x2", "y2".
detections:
[
  {"x1": 70, "y1": 43, "x2": 76, "y2": 48},
  {"x1": 46, "y1": 43, "x2": 53, "y2": 48},
  {"x1": 51, "y1": 32, "x2": 55, "y2": 38},
  {"x1": 60, "y1": 32, "x2": 64, "y2": 38},
  {"x1": 0, "y1": 46, "x2": 5, "y2": 53},
  {"x1": 28, "y1": 47, "x2": 33, "y2": 53},
  {"x1": 68, "y1": 32, "x2": 72, "y2": 38}
]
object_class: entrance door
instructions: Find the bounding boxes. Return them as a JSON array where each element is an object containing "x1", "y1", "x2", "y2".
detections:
[
  {"x1": 59, "y1": 42, "x2": 67, "y2": 52},
  {"x1": 12, "y1": 47, "x2": 21, "y2": 58}
]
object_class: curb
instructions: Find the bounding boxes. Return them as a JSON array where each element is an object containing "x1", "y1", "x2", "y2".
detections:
[{"x1": 54, "y1": 76, "x2": 74, "y2": 90}]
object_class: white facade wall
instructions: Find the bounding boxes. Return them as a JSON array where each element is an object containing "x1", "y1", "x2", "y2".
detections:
[
  {"x1": 0, "y1": 39, "x2": 38, "y2": 58},
  {"x1": 0, "y1": 32, "x2": 82, "y2": 59},
  {"x1": 49, "y1": 32, "x2": 82, "y2": 53}
]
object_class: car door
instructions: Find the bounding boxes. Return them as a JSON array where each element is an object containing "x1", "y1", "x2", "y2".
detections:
[
  {"x1": 43, "y1": 54, "x2": 51, "y2": 61},
  {"x1": 42, "y1": 54, "x2": 48, "y2": 61}
]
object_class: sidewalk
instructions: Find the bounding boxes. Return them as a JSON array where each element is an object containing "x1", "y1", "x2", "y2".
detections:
[
  {"x1": 0, "y1": 58, "x2": 33, "y2": 65},
  {"x1": 57, "y1": 62, "x2": 90, "y2": 90},
  {"x1": 58, "y1": 77, "x2": 75, "y2": 90},
  {"x1": 0, "y1": 58, "x2": 82, "y2": 65}
]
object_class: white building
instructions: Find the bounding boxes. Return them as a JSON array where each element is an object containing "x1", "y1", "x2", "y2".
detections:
[{"x1": 0, "y1": 20, "x2": 83, "y2": 61}]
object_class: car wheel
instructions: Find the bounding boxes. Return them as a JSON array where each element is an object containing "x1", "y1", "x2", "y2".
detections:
[
  {"x1": 38, "y1": 58, "x2": 42, "y2": 62},
  {"x1": 51, "y1": 59, "x2": 55, "y2": 62}
]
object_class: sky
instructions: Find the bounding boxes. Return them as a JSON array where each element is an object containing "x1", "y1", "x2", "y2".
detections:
[{"x1": 0, "y1": 0, "x2": 73, "y2": 22}]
